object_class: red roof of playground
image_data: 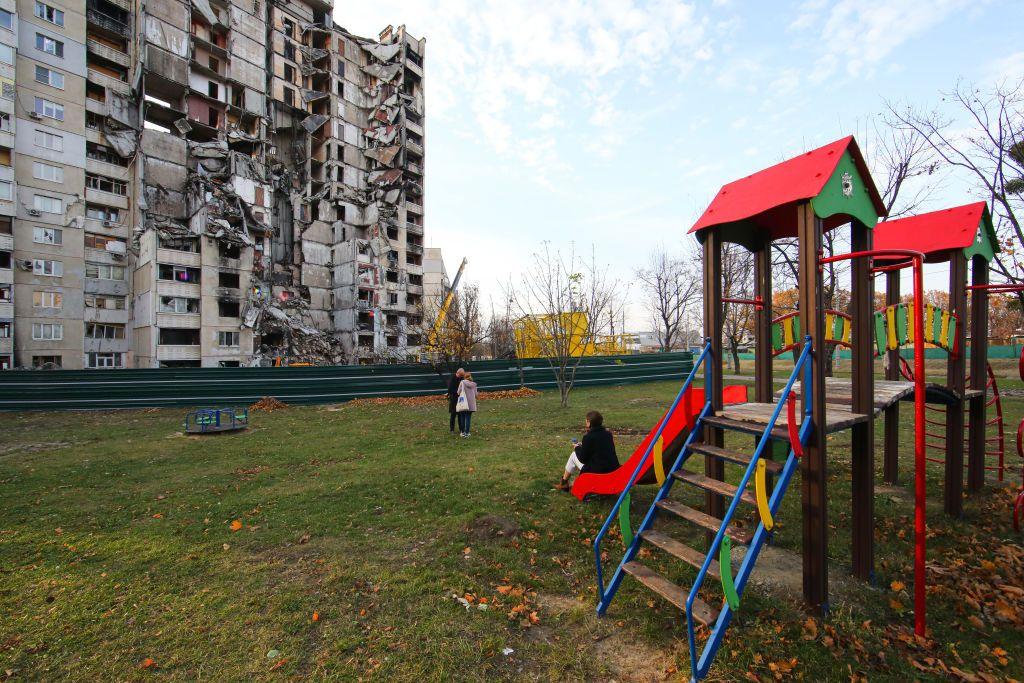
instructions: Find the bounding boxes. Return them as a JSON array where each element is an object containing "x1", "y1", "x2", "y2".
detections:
[
  {"x1": 873, "y1": 202, "x2": 993, "y2": 260},
  {"x1": 689, "y1": 135, "x2": 886, "y2": 239}
]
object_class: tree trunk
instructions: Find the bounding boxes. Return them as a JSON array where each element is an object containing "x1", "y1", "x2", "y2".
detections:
[{"x1": 730, "y1": 344, "x2": 741, "y2": 374}]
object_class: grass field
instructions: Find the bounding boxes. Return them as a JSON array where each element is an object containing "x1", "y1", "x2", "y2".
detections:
[{"x1": 1, "y1": 376, "x2": 1022, "y2": 681}]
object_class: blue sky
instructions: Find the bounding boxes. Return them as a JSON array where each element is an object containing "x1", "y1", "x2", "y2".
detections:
[{"x1": 337, "y1": 1, "x2": 1024, "y2": 328}]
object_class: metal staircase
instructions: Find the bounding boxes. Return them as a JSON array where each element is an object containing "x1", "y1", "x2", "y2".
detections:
[{"x1": 594, "y1": 339, "x2": 814, "y2": 682}]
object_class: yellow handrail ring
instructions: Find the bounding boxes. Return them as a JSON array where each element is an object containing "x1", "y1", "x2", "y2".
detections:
[
  {"x1": 653, "y1": 436, "x2": 665, "y2": 486},
  {"x1": 755, "y1": 459, "x2": 774, "y2": 531}
]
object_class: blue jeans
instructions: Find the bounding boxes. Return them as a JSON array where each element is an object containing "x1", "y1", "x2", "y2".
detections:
[{"x1": 458, "y1": 411, "x2": 473, "y2": 434}]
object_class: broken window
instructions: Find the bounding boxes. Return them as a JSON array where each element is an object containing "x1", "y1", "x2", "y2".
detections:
[
  {"x1": 86, "y1": 174, "x2": 127, "y2": 196},
  {"x1": 283, "y1": 86, "x2": 294, "y2": 107},
  {"x1": 219, "y1": 242, "x2": 241, "y2": 260},
  {"x1": 86, "y1": 262, "x2": 126, "y2": 280},
  {"x1": 218, "y1": 300, "x2": 240, "y2": 318},
  {"x1": 385, "y1": 270, "x2": 398, "y2": 283},
  {"x1": 219, "y1": 360, "x2": 240, "y2": 367},
  {"x1": 218, "y1": 271, "x2": 240, "y2": 288},
  {"x1": 284, "y1": 64, "x2": 294, "y2": 83},
  {"x1": 217, "y1": 331, "x2": 239, "y2": 347},
  {"x1": 159, "y1": 296, "x2": 198, "y2": 314},
  {"x1": 32, "y1": 355, "x2": 61, "y2": 368},
  {"x1": 207, "y1": 81, "x2": 218, "y2": 98},
  {"x1": 407, "y1": 335, "x2": 422, "y2": 346},
  {"x1": 159, "y1": 328, "x2": 200, "y2": 345},
  {"x1": 0, "y1": 251, "x2": 10, "y2": 268},
  {"x1": 386, "y1": 336, "x2": 398, "y2": 347},
  {"x1": 86, "y1": 205, "x2": 120, "y2": 223},
  {"x1": 86, "y1": 294, "x2": 126, "y2": 310},
  {"x1": 85, "y1": 323, "x2": 125, "y2": 340},
  {"x1": 158, "y1": 264, "x2": 200, "y2": 283},
  {"x1": 88, "y1": 352, "x2": 123, "y2": 368},
  {"x1": 33, "y1": 291, "x2": 61, "y2": 309},
  {"x1": 159, "y1": 236, "x2": 198, "y2": 252},
  {"x1": 85, "y1": 233, "x2": 126, "y2": 250}
]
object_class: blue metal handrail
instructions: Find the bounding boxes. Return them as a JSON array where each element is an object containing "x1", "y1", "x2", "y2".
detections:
[
  {"x1": 685, "y1": 337, "x2": 813, "y2": 679},
  {"x1": 593, "y1": 339, "x2": 713, "y2": 603}
]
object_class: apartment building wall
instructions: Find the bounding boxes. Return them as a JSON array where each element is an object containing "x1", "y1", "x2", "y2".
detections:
[{"x1": 1, "y1": 0, "x2": 425, "y2": 369}]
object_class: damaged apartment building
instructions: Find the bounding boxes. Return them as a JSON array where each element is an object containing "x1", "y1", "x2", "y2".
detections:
[{"x1": 0, "y1": 0, "x2": 425, "y2": 368}]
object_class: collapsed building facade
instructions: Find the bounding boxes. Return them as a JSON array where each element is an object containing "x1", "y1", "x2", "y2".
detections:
[{"x1": 0, "y1": 0, "x2": 425, "y2": 368}]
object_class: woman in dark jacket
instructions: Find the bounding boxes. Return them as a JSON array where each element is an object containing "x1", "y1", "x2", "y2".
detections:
[
  {"x1": 556, "y1": 410, "x2": 619, "y2": 490},
  {"x1": 446, "y1": 367, "x2": 465, "y2": 433}
]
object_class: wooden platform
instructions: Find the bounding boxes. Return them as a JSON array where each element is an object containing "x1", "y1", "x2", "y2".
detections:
[
  {"x1": 773, "y1": 378, "x2": 983, "y2": 417},
  {"x1": 718, "y1": 400, "x2": 869, "y2": 434}
]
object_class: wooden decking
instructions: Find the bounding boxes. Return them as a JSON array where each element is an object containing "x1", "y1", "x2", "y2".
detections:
[
  {"x1": 773, "y1": 378, "x2": 983, "y2": 417},
  {"x1": 718, "y1": 400, "x2": 869, "y2": 434}
]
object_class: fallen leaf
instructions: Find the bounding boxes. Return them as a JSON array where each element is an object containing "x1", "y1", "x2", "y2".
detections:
[
  {"x1": 312, "y1": 611, "x2": 319, "y2": 622},
  {"x1": 140, "y1": 658, "x2": 155, "y2": 670},
  {"x1": 890, "y1": 580, "x2": 905, "y2": 592},
  {"x1": 269, "y1": 657, "x2": 290, "y2": 671},
  {"x1": 230, "y1": 519, "x2": 243, "y2": 532}
]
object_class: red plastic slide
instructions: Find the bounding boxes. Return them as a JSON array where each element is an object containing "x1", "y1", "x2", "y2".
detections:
[{"x1": 571, "y1": 385, "x2": 749, "y2": 500}]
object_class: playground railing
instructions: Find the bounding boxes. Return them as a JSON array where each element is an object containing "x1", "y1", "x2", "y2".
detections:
[
  {"x1": 592, "y1": 339, "x2": 713, "y2": 604},
  {"x1": 685, "y1": 338, "x2": 812, "y2": 678}
]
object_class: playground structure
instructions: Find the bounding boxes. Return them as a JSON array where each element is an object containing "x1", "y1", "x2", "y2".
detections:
[
  {"x1": 589, "y1": 136, "x2": 1023, "y2": 682},
  {"x1": 183, "y1": 407, "x2": 249, "y2": 434}
]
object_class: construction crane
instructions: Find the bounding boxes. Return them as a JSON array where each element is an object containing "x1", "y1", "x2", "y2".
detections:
[{"x1": 428, "y1": 257, "x2": 467, "y2": 348}]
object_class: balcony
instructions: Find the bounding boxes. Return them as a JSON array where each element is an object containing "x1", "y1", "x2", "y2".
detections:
[
  {"x1": 86, "y1": 157, "x2": 130, "y2": 180},
  {"x1": 406, "y1": 201, "x2": 423, "y2": 215},
  {"x1": 405, "y1": 56, "x2": 423, "y2": 78},
  {"x1": 85, "y1": 187, "x2": 129, "y2": 209},
  {"x1": 405, "y1": 222, "x2": 423, "y2": 235},
  {"x1": 85, "y1": 307, "x2": 129, "y2": 324},
  {"x1": 156, "y1": 312, "x2": 201, "y2": 329},
  {"x1": 406, "y1": 139, "x2": 423, "y2": 156},
  {"x1": 405, "y1": 116, "x2": 423, "y2": 137},
  {"x1": 104, "y1": 0, "x2": 130, "y2": 11},
  {"x1": 88, "y1": 68, "x2": 131, "y2": 95},
  {"x1": 157, "y1": 344, "x2": 201, "y2": 361},
  {"x1": 0, "y1": 234, "x2": 12, "y2": 250},
  {"x1": 157, "y1": 280, "x2": 201, "y2": 298},
  {"x1": 406, "y1": 161, "x2": 423, "y2": 176},
  {"x1": 156, "y1": 248, "x2": 200, "y2": 267},
  {"x1": 356, "y1": 299, "x2": 372, "y2": 310},
  {"x1": 406, "y1": 284, "x2": 423, "y2": 295},
  {"x1": 0, "y1": 302, "x2": 11, "y2": 318},
  {"x1": 87, "y1": 39, "x2": 130, "y2": 68},
  {"x1": 0, "y1": 268, "x2": 11, "y2": 285},
  {"x1": 406, "y1": 243, "x2": 423, "y2": 255},
  {"x1": 87, "y1": 8, "x2": 132, "y2": 39}
]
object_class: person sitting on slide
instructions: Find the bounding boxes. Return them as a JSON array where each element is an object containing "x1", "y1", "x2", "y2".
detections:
[{"x1": 556, "y1": 410, "x2": 620, "y2": 491}]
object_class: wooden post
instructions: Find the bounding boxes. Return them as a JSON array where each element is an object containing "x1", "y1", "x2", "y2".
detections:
[
  {"x1": 945, "y1": 253, "x2": 967, "y2": 516},
  {"x1": 703, "y1": 233, "x2": 725, "y2": 524},
  {"x1": 753, "y1": 243, "x2": 776, "y2": 487},
  {"x1": 967, "y1": 256, "x2": 989, "y2": 491},
  {"x1": 883, "y1": 271, "x2": 900, "y2": 484},
  {"x1": 850, "y1": 220, "x2": 874, "y2": 580},
  {"x1": 797, "y1": 203, "x2": 828, "y2": 613}
]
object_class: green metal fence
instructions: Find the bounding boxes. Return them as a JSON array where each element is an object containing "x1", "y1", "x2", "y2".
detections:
[{"x1": 0, "y1": 352, "x2": 694, "y2": 411}]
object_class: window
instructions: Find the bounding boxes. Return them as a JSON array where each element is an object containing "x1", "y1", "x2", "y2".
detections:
[
  {"x1": 34, "y1": 97, "x2": 64, "y2": 121},
  {"x1": 85, "y1": 233, "x2": 125, "y2": 250},
  {"x1": 86, "y1": 174, "x2": 127, "y2": 196},
  {"x1": 0, "y1": 181, "x2": 11, "y2": 201},
  {"x1": 32, "y1": 322, "x2": 62, "y2": 340},
  {"x1": 0, "y1": 217, "x2": 10, "y2": 234},
  {"x1": 218, "y1": 331, "x2": 239, "y2": 347},
  {"x1": 0, "y1": 8, "x2": 12, "y2": 30},
  {"x1": 219, "y1": 360, "x2": 240, "y2": 367},
  {"x1": 0, "y1": 285, "x2": 10, "y2": 302},
  {"x1": 35, "y1": 33, "x2": 64, "y2": 58},
  {"x1": 0, "y1": 321, "x2": 9, "y2": 338},
  {"x1": 86, "y1": 143, "x2": 127, "y2": 167},
  {"x1": 283, "y1": 86, "x2": 294, "y2": 107},
  {"x1": 283, "y1": 64, "x2": 294, "y2": 82},
  {"x1": 32, "y1": 259, "x2": 62, "y2": 276},
  {"x1": 33, "y1": 227, "x2": 62, "y2": 244},
  {"x1": 219, "y1": 242, "x2": 241, "y2": 259},
  {"x1": 33, "y1": 195, "x2": 62, "y2": 214},
  {"x1": 0, "y1": 44, "x2": 13, "y2": 65},
  {"x1": 86, "y1": 323, "x2": 125, "y2": 340},
  {"x1": 86, "y1": 205, "x2": 120, "y2": 223},
  {"x1": 207, "y1": 81, "x2": 218, "y2": 98},
  {"x1": 158, "y1": 264, "x2": 200, "y2": 283},
  {"x1": 85, "y1": 263, "x2": 126, "y2": 280},
  {"x1": 33, "y1": 161, "x2": 63, "y2": 183},
  {"x1": 218, "y1": 271, "x2": 240, "y2": 288},
  {"x1": 159, "y1": 296, "x2": 199, "y2": 314},
  {"x1": 88, "y1": 352, "x2": 123, "y2": 369},
  {"x1": 0, "y1": 112, "x2": 10, "y2": 131},
  {"x1": 34, "y1": 130, "x2": 63, "y2": 151},
  {"x1": 218, "y1": 300, "x2": 239, "y2": 317},
  {"x1": 34, "y1": 2, "x2": 64, "y2": 27},
  {"x1": 0, "y1": 251, "x2": 8, "y2": 268},
  {"x1": 388, "y1": 293, "x2": 398, "y2": 305},
  {"x1": 34, "y1": 65, "x2": 65, "y2": 89},
  {"x1": 33, "y1": 291, "x2": 62, "y2": 308},
  {"x1": 159, "y1": 236, "x2": 198, "y2": 252},
  {"x1": 85, "y1": 294, "x2": 125, "y2": 310},
  {"x1": 32, "y1": 355, "x2": 61, "y2": 368}
]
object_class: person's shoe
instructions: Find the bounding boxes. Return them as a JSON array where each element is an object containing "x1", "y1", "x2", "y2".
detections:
[{"x1": 554, "y1": 479, "x2": 571, "y2": 492}]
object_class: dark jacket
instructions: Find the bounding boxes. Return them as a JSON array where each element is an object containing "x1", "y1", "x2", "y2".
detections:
[
  {"x1": 447, "y1": 373, "x2": 461, "y2": 413},
  {"x1": 575, "y1": 426, "x2": 619, "y2": 474}
]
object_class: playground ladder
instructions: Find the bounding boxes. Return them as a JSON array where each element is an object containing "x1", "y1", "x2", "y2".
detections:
[{"x1": 594, "y1": 340, "x2": 814, "y2": 682}]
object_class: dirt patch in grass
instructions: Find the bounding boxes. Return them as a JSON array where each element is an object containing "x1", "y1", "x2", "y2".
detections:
[
  {"x1": 590, "y1": 630, "x2": 680, "y2": 682},
  {"x1": 737, "y1": 544, "x2": 858, "y2": 605},
  {"x1": 466, "y1": 514, "x2": 522, "y2": 542},
  {"x1": 0, "y1": 441, "x2": 74, "y2": 456}
]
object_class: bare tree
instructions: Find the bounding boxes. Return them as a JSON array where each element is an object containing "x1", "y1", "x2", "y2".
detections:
[
  {"x1": 865, "y1": 117, "x2": 940, "y2": 217},
  {"x1": 721, "y1": 243, "x2": 755, "y2": 374},
  {"x1": 487, "y1": 296, "x2": 517, "y2": 360},
  {"x1": 886, "y1": 79, "x2": 1024, "y2": 301},
  {"x1": 635, "y1": 245, "x2": 701, "y2": 352},
  {"x1": 422, "y1": 283, "x2": 488, "y2": 376},
  {"x1": 505, "y1": 243, "x2": 623, "y2": 407}
]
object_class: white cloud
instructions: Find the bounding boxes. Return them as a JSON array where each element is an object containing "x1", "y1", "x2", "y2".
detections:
[{"x1": 986, "y1": 51, "x2": 1024, "y2": 85}]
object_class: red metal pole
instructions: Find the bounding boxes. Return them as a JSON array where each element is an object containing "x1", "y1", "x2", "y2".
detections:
[{"x1": 912, "y1": 255, "x2": 927, "y2": 637}]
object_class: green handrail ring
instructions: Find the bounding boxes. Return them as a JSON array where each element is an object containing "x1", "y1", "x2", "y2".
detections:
[
  {"x1": 719, "y1": 536, "x2": 740, "y2": 611},
  {"x1": 618, "y1": 492, "x2": 633, "y2": 547}
]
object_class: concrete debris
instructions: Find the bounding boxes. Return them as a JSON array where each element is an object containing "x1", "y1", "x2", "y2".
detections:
[
  {"x1": 191, "y1": 0, "x2": 221, "y2": 27},
  {"x1": 361, "y1": 62, "x2": 402, "y2": 82},
  {"x1": 301, "y1": 89, "x2": 329, "y2": 103},
  {"x1": 300, "y1": 114, "x2": 329, "y2": 133},
  {"x1": 104, "y1": 127, "x2": 138, "y2": 158},
  {"x1": 360, "y1": 41, "x2": 402, "y2": 62},
  {"x1": 363, "y1": 145, "x2": 401, "y2": 166}
]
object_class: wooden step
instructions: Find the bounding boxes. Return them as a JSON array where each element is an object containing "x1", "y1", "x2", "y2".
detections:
[
  {"x1": 703, "y1": 414, "x2": 789, "y2": 440},
  {"x1": 690, "y1": 443, "x2": 783, "y2": 474},
  {"x1": 640, "y1": 529, "x2": 720, "y2": 575},
  {"x1": 673, "y1": 469, "x2": 757, "y2": 506},
  {"x1": 621, "y1": 561, "x2": 720, "y2": 627},
  {"x1": 656, "y1": 499, "x2": 754, "y2": 545}
]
